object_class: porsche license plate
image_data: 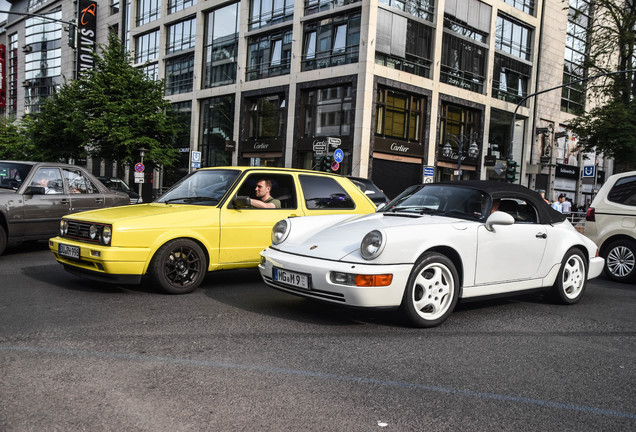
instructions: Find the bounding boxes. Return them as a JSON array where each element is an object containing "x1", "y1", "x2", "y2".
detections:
[
  {"x1": 274, "y1": 268, "x2": 309, "y2": 289},
  {"x1": 59, "y1": 243, "x2": 80, "y2": 260}
]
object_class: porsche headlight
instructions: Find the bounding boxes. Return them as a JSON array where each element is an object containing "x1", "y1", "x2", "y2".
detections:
[
  {"x1": 59, "y1": 219, "x2": 68, "y2": 236},
  {"x1": 271, "y1": 219, "x2": 290, "y2": 245},
  {"x1": 101, "y1": 226, "x2": 112, "y2": 246},
  {"x1": 360, "y1": 230, "x2": 385, "y2": 260}
]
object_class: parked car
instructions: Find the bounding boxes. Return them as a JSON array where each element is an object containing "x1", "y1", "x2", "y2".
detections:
[
  {"x1": 0, "y1": 161, "x2": 130, "y2": 256},
  {"x1": 259, "y1": 181, "x2": 604, "y2": 327},
  {"x1": 97, "y1": 176, "x2": 142, "y2": 204},
  {"x1": 49, "y1": 167, "x2": 377, "y2": 293},
  {"x1": 584, "y1": 171, "x2": 636, "y2": 283},
  {"x1": 348, "y1": 176, "x2": 390, "y2": 207}
]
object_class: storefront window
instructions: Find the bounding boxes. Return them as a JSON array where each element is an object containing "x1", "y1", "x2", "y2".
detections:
[
  {"x1": 247, "y1": 94, "x2": 286, "y2": 140},
  {"x1": 437, "y1": 103, "x2": 481, "y2": 181},
  {"x1": 375, "y1": 87, "x2": 424, "y2": 142}
]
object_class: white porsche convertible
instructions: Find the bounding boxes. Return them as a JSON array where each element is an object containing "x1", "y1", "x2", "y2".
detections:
[{"x1": 258, "y1": 181, "x2": 604, "y2": 327}]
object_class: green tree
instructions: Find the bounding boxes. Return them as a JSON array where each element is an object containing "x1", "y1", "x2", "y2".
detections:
[
  {"x1": 566, "y1": 0, "x2": 636, "y2": 171},
  {"x1": 0, "y1": 117, "x2": 36, "y2": 160},
  {"x1": 27, "y1": 34, "x2": 182, "y2": 167}
]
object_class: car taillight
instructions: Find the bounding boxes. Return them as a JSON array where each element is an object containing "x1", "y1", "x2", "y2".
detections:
[{"x1": 585, "y1": 207, "x2": 595, "y2": 222}]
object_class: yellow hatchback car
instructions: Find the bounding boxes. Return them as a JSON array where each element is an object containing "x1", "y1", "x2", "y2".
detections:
[{"x1": 49, "y1": 167, "x2": 377, "y2": 294}]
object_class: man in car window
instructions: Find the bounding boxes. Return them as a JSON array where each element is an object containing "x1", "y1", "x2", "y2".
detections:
[
  {"x1": 251, "y1": 179, "x2": 281, "y2": 208},
  {"x1": 34, "y1": 172, "x2": 61, "y2": 194}
]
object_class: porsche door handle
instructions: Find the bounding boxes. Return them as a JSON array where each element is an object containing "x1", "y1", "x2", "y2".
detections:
[{"x1": 536, "y1": 232, "x2": 547, "y2": 239}]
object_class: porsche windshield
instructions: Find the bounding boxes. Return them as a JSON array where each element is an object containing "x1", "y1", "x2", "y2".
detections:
[
  {"x1": 156, "y1": 169, "x2": 240, "y2": 206},
  {"x1": 381, "y1": 184, "x2": 489, "y2": 221}
]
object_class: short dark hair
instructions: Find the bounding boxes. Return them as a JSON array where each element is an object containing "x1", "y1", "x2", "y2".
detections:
[{"x1": 257, "y1": 179, "x2": 272, "y2": 188}]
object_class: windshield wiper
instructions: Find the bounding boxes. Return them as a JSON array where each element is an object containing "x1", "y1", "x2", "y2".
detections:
[{"x1": 164, "y1": 196, "x2": 218, "y2": 204}]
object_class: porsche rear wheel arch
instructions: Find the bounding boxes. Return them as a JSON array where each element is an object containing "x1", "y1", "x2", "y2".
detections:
[
  {"x1": 550, "y1": 247, "x2": 587, "y2": 304},
  {"x1": 149, "y1": 238, "x2": 208, "y2": 294},
  {"x1": 400, "y1": 252, "x2": 460, "y2": 328}
]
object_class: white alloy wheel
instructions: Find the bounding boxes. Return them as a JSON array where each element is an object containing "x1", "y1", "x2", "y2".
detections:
[
  {"x1": 401, "y1": 253, "x2": 459, "y2": 328},
  {"x1": 551, "y1": 249, "x2": 587, "y2": 304}
]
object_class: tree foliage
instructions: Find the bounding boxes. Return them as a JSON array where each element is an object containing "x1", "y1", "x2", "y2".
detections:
[
  {"x1": 566, "y1": 0, "x2": 636, "y2": 171},
  {"x1": 0, "y1": 117, "x2": 36, "y2": 160},
  {"x1": 26, "y1": 34, "x2": 182, "y2": 167}
]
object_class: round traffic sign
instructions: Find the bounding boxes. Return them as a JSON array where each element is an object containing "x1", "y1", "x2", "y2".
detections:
[
  {"x1": 334, "y1": 148, "x2": 344, "y2": 163},
  {"x1": 331, "y1": 161, "x2": 340, "y2": 171},
  {"x1": 134, "y1": 163, "x2": 145, "y2": 173}
]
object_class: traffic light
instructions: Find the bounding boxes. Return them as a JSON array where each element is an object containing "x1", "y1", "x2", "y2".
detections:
[
  {"x1": 505, "y1": 160, "x2": 518, "y2": 183},
  {"x1": 321, "y1": 155, "x2": 333, "y2": 172}
]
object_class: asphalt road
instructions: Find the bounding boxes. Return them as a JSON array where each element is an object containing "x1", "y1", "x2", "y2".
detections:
[{"x1": 1, "y1": 242, "x2": 635, "y2": 431}]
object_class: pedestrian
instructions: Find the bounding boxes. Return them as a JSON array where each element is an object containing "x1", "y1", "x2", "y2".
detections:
[
  {"x1": 561, "y1": 197, "x2": 572, "y2": 214},
  {"x1": 552, "y1": 194, "x2": 565, "y2": 213}
]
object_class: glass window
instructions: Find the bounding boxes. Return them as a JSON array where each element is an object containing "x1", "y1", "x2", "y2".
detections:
[
  {"x1": 8, "y1": 33, "x2": 19, "y2": 115},
  {"x1": 167, "y1": 17, "x2": 196, "y2": 54},
  {"x1": 135, "y1": 30, "x2": 159, "y2": 63},
  {"x1": 608, "y1": 176, "x2": 636, "y2": 206},
  {"x1": 302, "y1": 12, "x2": 360, "y2": 71},
  {"x1": 165, "y1": 54, "x2": 195, "y2": 95},
  {"x1": 375, "y1": 88, "x2": 424, "y2": 141},
  {"x1": 299, "y1": 175, "x2": 355, "y2": 209},
  {"x1": 140, "y1": 62, "x2": 159, "y2": 81},
  {"x1": 137, "y1": 0, "x2": 161, "y2": 25},
  {"x1": 203, "y1": 3, "x2": 240, "y2": 88},
  {"x1": 234, "y1": 174, "x2": 297, "y2": 209},
  {"x1": 199, "y1": 96, "x2": 235, "y2": 167},
  {"x1": 502, "y1": 0, "x2": 535, "y2": 15},
  {"x1": 168, "y1": 0, "x2": 196, "y2": 14},
  {"x1": 64, "y1": 169, "x2": 99, "y2": 194},
  {"x1": 250, "y1": 0, "x2": 294, "y2": 30},
  {"x1": 31, "y1": 168, "x2": 64, "y2": 194},
  {"x1": 440, "y1": 33, "x2": 487, "y2": 93},
  {"x1": 561, "y1": 0, "x2": 589, "y2": 114},
  {"x1": 246, "y1": 94, "x2": 286, "y2": 140},
  {"x1": 24, "y1": 10, "x2": 62, "y2": 114},
  {"x1": 246, "y1": 29, "x2": 292, "y2": 81},
  {"x1": 301, "y1": 85, "x2": 353, "y2": 137},
  {"x1": 492, "y1": 54, "x2": 531, "y2": 105},
  {"x1": 377, "y1": 0, "x2": 434, "y2": 22},
  {"x1": 495, "y1": 15, "x2": 532, "y2": 61},
  {"x1": 375, "y1": 10, "x2": 433, "y2": 78}
]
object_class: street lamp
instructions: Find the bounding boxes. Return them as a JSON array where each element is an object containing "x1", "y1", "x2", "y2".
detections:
[{"x1": 442, "y1": 133, "x2": 480, "y2": 180}]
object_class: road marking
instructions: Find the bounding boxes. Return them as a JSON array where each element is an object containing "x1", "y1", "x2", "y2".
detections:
[{"x1": 2, "y1": 343, "x2": 635, "y2": 421}]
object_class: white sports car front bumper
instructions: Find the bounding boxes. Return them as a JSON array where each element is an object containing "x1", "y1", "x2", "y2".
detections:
[{"x1": 259, "y1": 248, "x2": 412, "y2": 308}]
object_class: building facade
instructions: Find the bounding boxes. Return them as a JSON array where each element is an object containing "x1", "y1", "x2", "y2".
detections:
[{"x1": 0, "y1": 0, "x2": 614, "y2": 205}]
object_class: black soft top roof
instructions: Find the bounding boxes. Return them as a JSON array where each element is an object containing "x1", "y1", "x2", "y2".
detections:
[{"x1": 438, "y1": 180, "x2": 567, "y2": 224}]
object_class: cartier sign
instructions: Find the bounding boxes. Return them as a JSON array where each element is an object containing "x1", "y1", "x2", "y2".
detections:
[
  {"x1": 374, "y1": 137, "x2": 422, "y2": 158},
  {"x1": 242, "y1": 138, "x2": 283, "y2": 152}
]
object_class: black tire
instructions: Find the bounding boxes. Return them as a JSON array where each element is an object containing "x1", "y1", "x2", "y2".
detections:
[
  {"x1": 603, "y1": 239, "x2": 636, "y2": 283},
  {"x1": 400, "y1": 252, "x2": 459, "y2": 328},
  {"x1": 149, "y1": 239, "x2": 207, "y2": 294},
  {"x1": 550, "y1": 248, "x2": 587, "y2": 305},
  {"x1": 0, "y1": 225, "x2": 6, "y2": 256}
]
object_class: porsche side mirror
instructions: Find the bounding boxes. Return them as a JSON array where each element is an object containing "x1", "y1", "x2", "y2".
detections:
[
  {"x1": 485, "y1": 211, "x2": 515, "y2": 231},
  {"x1": 234, "y1": 195, "x2": 252, "y2": 208},
  {"x1": 24, "y1": 186, "x2": 46, "y2": 195}
]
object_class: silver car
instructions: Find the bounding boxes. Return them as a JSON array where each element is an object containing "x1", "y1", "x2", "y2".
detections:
[
  {"x1": 0, "y1": 161, "x2": 130, "y2": 255},
  {"x1": 584, "y1": 171, "x2": 636, "y2": 283}
]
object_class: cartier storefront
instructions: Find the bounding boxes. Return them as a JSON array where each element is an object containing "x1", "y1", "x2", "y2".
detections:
[{"x1": 372, "y1": 137, "x2": 425, "y2": 200}]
